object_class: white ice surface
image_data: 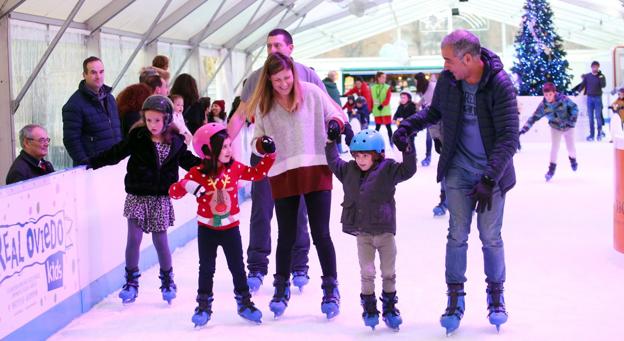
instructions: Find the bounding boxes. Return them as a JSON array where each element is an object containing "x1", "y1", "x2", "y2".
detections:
[{"x1": 50, "y1": 140, "x2": 622, "y2": 341}]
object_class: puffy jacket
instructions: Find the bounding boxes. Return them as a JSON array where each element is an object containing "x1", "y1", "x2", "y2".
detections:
[
  {"x1": 323, "y1": 78, "x2": 342, "y2": 105},
  {"x1": 88, "y1": 126, "x2": 200, "y2": 196},
  {"x1": 399, "y1": 48, "x2": 518, "y2": 194},
  {"x1": 62, "y1": 80, "x2": 122, "y2": 166},
  {"x1": 521, "y1": 93, "x2": 578, "y2": 132},
  {"x1": 325, "y1": 142, "x2": 416, "y2": 236}
]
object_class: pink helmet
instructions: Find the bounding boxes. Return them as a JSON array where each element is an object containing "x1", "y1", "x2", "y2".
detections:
[{"x1": 193, "y1": 122, "x2": 227, "y2": 158}]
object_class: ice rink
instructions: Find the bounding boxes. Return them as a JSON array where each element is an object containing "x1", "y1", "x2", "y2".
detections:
[{"x1": 50, "y1": 139, "x2": 621, "y2": 341}]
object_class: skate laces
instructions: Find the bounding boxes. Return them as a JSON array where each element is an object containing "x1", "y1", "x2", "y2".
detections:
[
  {"x1": 487, "y1": 288, "x2": 507, "y2": 314},
  {"x1": 123, "y1": 270, "x2": 140, "y2": 289},
  {"x1": 159, "y1": 271, "x2": 175, "y2": 291},
  {"x1": 381, "y1": 294, "x2": 400, "y2": 316},
  {"x1": 322, "y1": 285, "x2": 340, "y2": 304},
  {"x1": 362, "y1": 296, "x2": 379, "y2": 314}
]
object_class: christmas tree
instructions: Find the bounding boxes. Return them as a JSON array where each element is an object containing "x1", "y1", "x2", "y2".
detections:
[{"x1": 511, "y1": 0, "x2": 572, "y2": 95}]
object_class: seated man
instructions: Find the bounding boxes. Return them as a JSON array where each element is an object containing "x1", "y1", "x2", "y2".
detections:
[{"x1": 6, "y1": 124, "x2": 55, "y2": 184}]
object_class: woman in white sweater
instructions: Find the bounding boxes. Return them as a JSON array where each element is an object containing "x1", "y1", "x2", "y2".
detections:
[{"x1": 248, "y1": 52, "x2": 345, "y2": 320}]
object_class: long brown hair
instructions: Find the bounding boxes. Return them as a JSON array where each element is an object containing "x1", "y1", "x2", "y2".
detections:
[{"x1": 247, "y1": 52, "x2": 303, "y2": 118}]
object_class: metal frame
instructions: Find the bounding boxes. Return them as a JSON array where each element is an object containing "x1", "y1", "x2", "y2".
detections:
[
  {"x1": 222, "y1": 0, "x2": 295, "y2": 49},
  {"x1": 12, "y1": 0, "x2": 86, "y2": 113},
  {"x1": 0, "y1": 0, "x2": 26, "y2": 19},
  {"x1": 0, "y1": 15, "x2": 15, "y2": 185},
  {"x1": 85, "y1": 0, "x2": 136, "y2": 33},
  {"x1": 145, "y1": 0, "x2": 209, "y2": 45},
  {"x1": 242, "y1": 0, "x2": 324, "y2": 53},
  {"x1": 111, "y1": 0, "x2": 173, "y2": 90},
  {"x1": 189, "y1": 0, "x2": 258, "y2": 46},
  {"x1": 170, "y1": 0, "x2": 228, "y2": 83}
]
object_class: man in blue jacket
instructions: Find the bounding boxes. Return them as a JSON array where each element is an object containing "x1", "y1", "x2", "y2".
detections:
[
  {"x1": 62, "y1": 56, "x2": 121, "y2": 166},
  {"x1": 393, "y1": 29, "x2": 518, "y2": 335}
]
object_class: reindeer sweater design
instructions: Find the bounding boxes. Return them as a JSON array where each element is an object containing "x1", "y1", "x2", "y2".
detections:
[{"x1": 169, "y1": 155, "x2": 275, "y2": 230}]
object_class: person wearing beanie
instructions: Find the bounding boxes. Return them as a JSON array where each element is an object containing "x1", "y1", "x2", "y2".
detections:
[{"x1": 207, "y1": 100, "x2": 227, "y2": 123}]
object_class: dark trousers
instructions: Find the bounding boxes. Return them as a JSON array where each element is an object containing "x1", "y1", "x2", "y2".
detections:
[
  {"x1": 274, "y1": 190, "x2": 337, "y2": 279},
  {"x1": 246, "y1": 153, "x2": 310, "y2": 275},
  {"x1": 375, "y1": 123, "x2": 393, "y2": 146},
  {"x1": 425, "y1": 129, "x2": 432, "y2": 158},
  {"x1": 197, "y1": 225, "x2": 248, "y2": 295}
]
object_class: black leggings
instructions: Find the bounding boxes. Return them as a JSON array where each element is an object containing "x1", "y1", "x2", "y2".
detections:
[
  {"x1": 197, "y1": 225, "x2": 248, "y2": 295},
  {"x1": 274, "y1": 191, "x2": 337, "y2": 279},
  {"x1": 375, "y1": 123, "x2": 393, "y2": 145}
]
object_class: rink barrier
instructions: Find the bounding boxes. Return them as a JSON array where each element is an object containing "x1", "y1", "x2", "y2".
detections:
[
  {"x1": 0, "y1": 163, "x2": 251, "y2": 341},
  {"x1": 612, "y1": 115, "x2": 624, "y2": 253}
]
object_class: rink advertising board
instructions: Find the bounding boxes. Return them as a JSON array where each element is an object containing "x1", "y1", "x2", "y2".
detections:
[{"x1": 0, "y1": 170, "x2": 80, "y2": 339}]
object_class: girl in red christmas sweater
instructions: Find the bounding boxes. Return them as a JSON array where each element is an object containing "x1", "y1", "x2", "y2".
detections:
[{"x1": 169, "y1": 122, "x2": 275, "y2": 326}]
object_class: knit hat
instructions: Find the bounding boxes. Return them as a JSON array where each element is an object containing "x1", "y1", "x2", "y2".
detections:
[{"x1": 212, "y1": 100, "x2": 225, "y2": 113}]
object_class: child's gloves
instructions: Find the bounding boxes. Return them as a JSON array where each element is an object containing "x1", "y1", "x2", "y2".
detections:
[
  {"x1": 327, "y1": 119, "x2": 341, "y2": 141},
  {"x1": 181, "y1": 180, "x2": 206, "y2": 198},
  {"x1": 261, "y1": 136, "x2": 275, "y2": 154},
  {"x1": 393, "y1": 127, "x2": 410, "y2": 152},
  {"x1": 344, "y1": 123, "x2": 354, "y2": 145}
]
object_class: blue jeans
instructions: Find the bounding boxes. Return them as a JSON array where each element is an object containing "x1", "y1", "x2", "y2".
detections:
[
  {"x1": 444, "y1": 166, "x2": 506, "y2": 284},
  {"x1": 246, "y1": 154, "x2": 310, "y2": 275},
  {"x1": 587, "y1": 95, "x2": 604, "y2": 137}
]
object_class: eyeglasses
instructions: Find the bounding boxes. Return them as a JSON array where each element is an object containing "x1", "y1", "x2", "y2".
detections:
[{"x1": 28, "y1": 137, "x2": 51, "y2": 144}]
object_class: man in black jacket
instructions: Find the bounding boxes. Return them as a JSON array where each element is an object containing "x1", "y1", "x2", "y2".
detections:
[
  {"x1": 572, "y1": 61, "x2": 607, "y2": 141},
  {"x1": 6, "y1": 124, "x2": 55, "y2": 184},
  {"x1": 62, "y1": 56, "x2": 121, "y2": 166},
  {"x1": 393, "y1": 29, "x2": 518, "y2": 334}
]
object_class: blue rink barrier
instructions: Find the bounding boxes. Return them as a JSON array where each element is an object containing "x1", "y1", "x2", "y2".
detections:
[{"x1": 0, "y1": 162, "x2": 251, "y2": 341}]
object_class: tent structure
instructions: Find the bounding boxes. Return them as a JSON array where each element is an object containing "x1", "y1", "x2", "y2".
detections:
[{"x1": 1, "y1": 0, "x2": 623, "y2": 181}]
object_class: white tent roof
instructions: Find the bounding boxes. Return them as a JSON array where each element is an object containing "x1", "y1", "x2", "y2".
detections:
[{"x1": 3, "y1": 0, "x2": 624, "y2": 58}]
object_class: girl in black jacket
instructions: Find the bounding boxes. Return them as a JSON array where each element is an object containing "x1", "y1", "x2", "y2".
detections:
[{"x1": 88, "y1": 95, "x2": 199, "y2": 305}]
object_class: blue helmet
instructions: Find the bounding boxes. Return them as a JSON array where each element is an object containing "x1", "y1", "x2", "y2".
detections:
[{"x1": 349, "y1": 129, "x2": 385, "y2": 153}]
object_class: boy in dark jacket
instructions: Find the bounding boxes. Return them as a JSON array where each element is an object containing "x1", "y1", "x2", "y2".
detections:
[{"x1": 325, "y1": 129, "x2": 416, "y2": 331}]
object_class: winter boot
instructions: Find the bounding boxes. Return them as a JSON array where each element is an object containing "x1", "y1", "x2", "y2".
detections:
[
  {"x1": 119, "y1": 267, "x2": 140, "y2": 303},
  {"x1": 269, "y1": 274, "x2": 291, "y2": 318},
  {"x1": 247, "y1": 272, "x2": 264, "y2": 293},
  {"x1": 440, "y1": 283, "x2": 465, "y2": 336},
  {"x1": 360, "y1": 293, "x2": 380, "y2": 330},
  {"x1": 235, "y1": 290, "x2": 262, "y2": 324},
  {"x1": 292, "y1": 270, "x2": 309, "y2": 292},
  {"x1": 421, "y1": 155, "x2": 431, "y2": 167},
  {"x1": 486, "y1": 283, "x2": 508, "y2": 332},
  {"x1": 320, "y1": 276, "x2": 340, "y2": 319},
  {"x1": 159, "y1": 268, "x2": 177, "y2": 304},
  {"x1": 433, "y1": 190, "x2": 447, "y2": 217},
  {"x1": 545, "y1": 163, "x2": 556, "y2": 182},
  {"x1": 380, "y1": 291, "x2": 402, "y2": 331},
  {"x1": 191, "y1": 293, "x2": 213, "y2": 327},
  {"x1": 569, "y1": 157, "x2": 578, "y2": 171}
]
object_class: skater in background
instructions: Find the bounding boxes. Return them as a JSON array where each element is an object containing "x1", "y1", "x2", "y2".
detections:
[
  {"x1": 169, "y1": 123, "x2": 275, "y2": 326},
  {"x1": 609, "y1": 88, "x2": 624, "y2": 126},
  {"x1": 87, "y1": 95, "x2": 199, "y2": 305},
  {"x1": 344, "y1": 76, "x2": 373, "y2": 113},
  {"x1": 415, "y1": 72, "x2": 436, "y2": 167},
  {"x1": 371, "y1": 72, "x2": 394, "y2": 148},
  {"x1": 572, "y1": 60, "x2": 606, "y2": 141},
  {"x1": 429, "y1": 121, "x2": 447, "y2": 216},
  {"x1": 354, "y1": 97, "x2": 370, "y2": 129},
  {"x1": 393, "y1": 29, "x2": 517, "y2": 335},
  {"x1": 247, "y1": 52, "x2": 347, "y2": 319},
  {"x1": 393, "y1": 90, "x2": 416, "y2": 131},
  {"x1": 325, "y1": 129, "x2": 416, "y2": 330},
  {"x1": 207, "y1": 99, "x2": 227, "y2": 123},
  {"x1": 343, "y1": 95, "x2": 355, "y2": 120},
  {"x1": 520, "y1": 82, "x2": 578, "y2": 181}
]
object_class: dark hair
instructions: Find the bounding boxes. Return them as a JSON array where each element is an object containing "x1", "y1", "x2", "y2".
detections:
[
  {"x1": 415, "y1": 72, "x2": 429, "y2": 94},
  {"x1": 354, "y1": 76, "x2": 363, "y2": 82},
  {"x1": 351, "y1": 150, "x2": 384, "y2": 163},
  {"x1": 268, "y1": 28, "x2": 293, "y2": 45},
  {"x1": 591, "y1": 61, "x2": 600, "y2": 67},
  {"x1": 542, "y1": 82, "x2": 556, "y2": 93},
  {"x1": 116, "y1": 83, "x2": 152, "y2": 120},
  {"x1": 142, "y1": 75, "x2": 163, "y2": 93},
  {"x1": 83, "y1": 56, "x2": 102, "y2": 74},
  {"x1": 375, "y1": 71, "x2": 385, "y2": 82},
  {"x1": 199, "y1": 129, "x2": 233, "y2": 176},
  {"x1": 152, "y1": 55, "x2": 169, "y2": 70},
  {"x1": 347, "y1": 95, "x2": 355, "y2": 103},
  {"x1": 130, "y1": 112, "x2": 180, "y2": 144},
  {"x1": 170, "y1": 74, "x2": 200, "y2": 111}
]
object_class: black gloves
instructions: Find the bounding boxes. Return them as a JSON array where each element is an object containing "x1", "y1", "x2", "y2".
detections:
[
  {"x1": 433, "y1": 138, "x2": 442, "y2": 154},
  {"x1": 468, "y1": 176, "x2": 495, "y2": 213},
  {"x1": 344, "y1": 123, "x2": 354, "y2": 145},
  {"x1": 327, "y1": 119, "x2": 341, "y2": 141},
  {"x1": 392, "y1": 127, "x2": 410, "y2": 152},
  {"x1": 377, "y1": 105, "x2": 383, "y2": 111},
  {"x1": 261, "y1": 136, "x2": 275, "y2": 154}
]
